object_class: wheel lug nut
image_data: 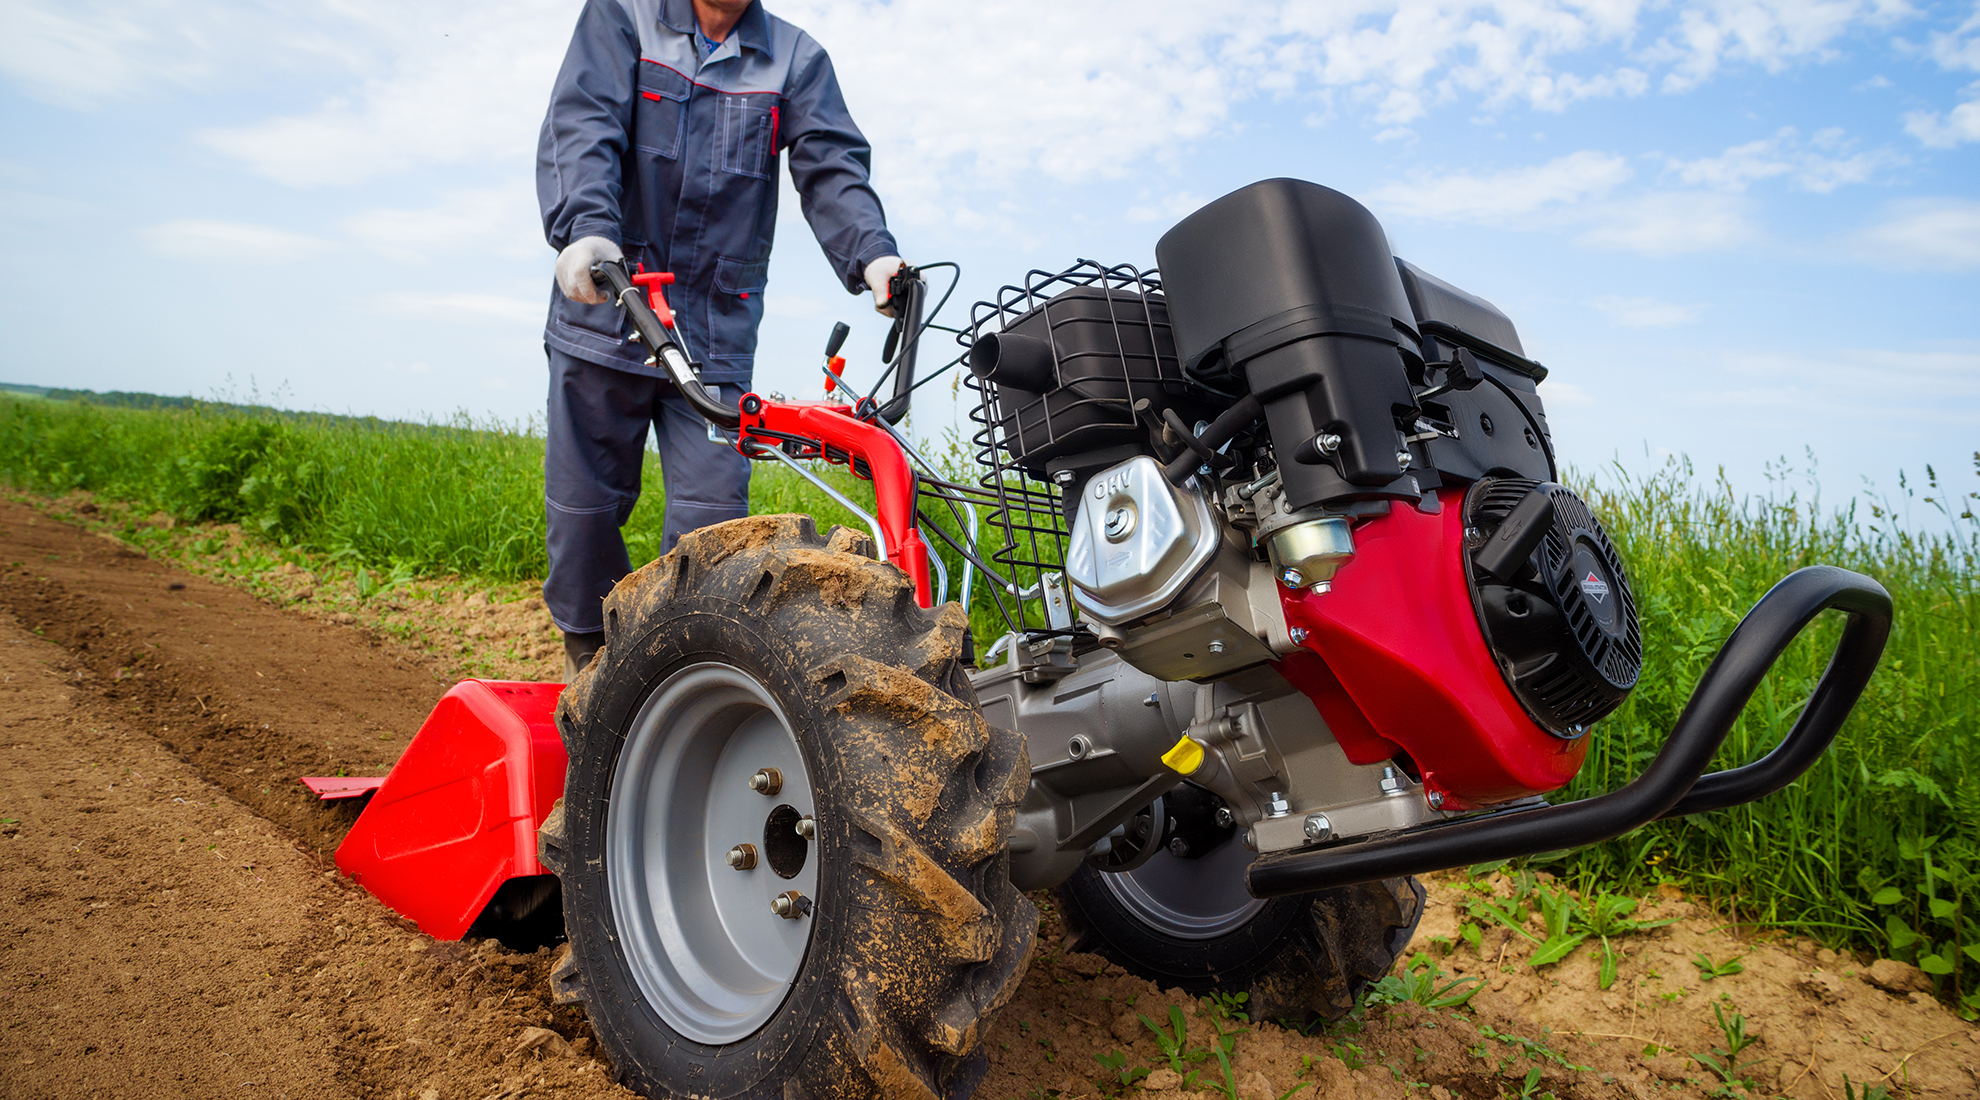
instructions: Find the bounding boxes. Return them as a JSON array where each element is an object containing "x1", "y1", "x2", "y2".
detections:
[
  {"x1": 748, "y1": 768, "x2": 783, "y2": 795},
  {"x1": 771, "y1": 890, "x2": 811, "y2": 919},
  {"x1": 795, "y1": 815, "x2": 816, "y2": 840},
  {"x1": 726, "y1": 843, "x2": 757, "y2": 870}
]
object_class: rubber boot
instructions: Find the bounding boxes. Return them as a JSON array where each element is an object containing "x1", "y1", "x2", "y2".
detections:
[{"x1": 563, "y1": 631, "x2": 604, "y2": 684}]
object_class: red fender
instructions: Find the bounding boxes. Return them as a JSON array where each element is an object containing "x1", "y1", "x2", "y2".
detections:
[{"x1": 333, "y1": 680, "x2": 567, "y2": 940}]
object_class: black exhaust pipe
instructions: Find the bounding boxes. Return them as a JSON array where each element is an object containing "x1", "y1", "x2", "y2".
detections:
[{"x1": 1245, "y1": 565, "x2": 1892, "y2": 898}]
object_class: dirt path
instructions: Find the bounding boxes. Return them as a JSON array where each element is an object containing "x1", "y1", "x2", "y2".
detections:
[{"x1": 0, "y1": 499, "x2": 1973, "y2": 1100}]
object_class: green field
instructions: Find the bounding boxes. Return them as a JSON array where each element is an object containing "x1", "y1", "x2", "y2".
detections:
[{"x1": 2, "y1": 392, "x2": 1974, "y2": 1015}]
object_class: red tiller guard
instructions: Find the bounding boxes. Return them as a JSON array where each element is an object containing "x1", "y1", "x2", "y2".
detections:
[
  {"x1": 734, "y1": 394, "x2": 933, "y2": 607},
  {"x1": 332, "y1": 680, "x2": 567, "y2": 940},
  {"x1": 1276, "y1": 487, "x2": 1586, "y2": 811}
]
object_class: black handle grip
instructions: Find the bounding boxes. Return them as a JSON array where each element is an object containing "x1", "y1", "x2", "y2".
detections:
[
  {"x1": 877, "y1": 268, "x2": 926, "y2": 425},
  {"x1": 825, "y1": 321, "x2": 850, "y2": 360},
  {"x1": 593, "y1": 260, "x2": 741, "y2": 431}
]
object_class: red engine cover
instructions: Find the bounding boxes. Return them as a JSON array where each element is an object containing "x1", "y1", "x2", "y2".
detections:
[
  {"x1": 1276, "y1": 488, "x2": 1586, "y2": 810},
  {"x1": 335, "y1": 680, "x2": 567, "y2": 939}
]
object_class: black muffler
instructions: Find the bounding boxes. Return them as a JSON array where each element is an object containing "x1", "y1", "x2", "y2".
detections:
[{"x1": 1246, "y1": 565, "x2": 1892, "y2": 898}]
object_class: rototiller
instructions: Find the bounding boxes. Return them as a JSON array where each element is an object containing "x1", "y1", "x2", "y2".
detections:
[{"x1": 308, "y1": 179, "x2": 1891, "y2": 1100}]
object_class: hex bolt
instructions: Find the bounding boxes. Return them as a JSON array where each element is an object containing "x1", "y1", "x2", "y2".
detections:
[
  {"x1": 1167, "y1": 837, "x2": 1191, "y2": 858},
  {"x1": 795, "y1": 815, "x2": 817, "y2": 840},
  {"x1": 1265, "y1": 791, "x2": 1291, "y2": 818},
  {"x1": 725, "y1": 843, "x2": 758, "y2": 870},
  {"x1": 1279, "y1": 567, "x2": 1304, "y2": 587},
  {"x1": 1379, "y1": 765, "x2": 1408, "y2": 796},
  {"x1": 1143, "y1": 692, "x2": 1160, "y2": 708},
  {"x1": 1396, "y1": 450, "x2": 1413, "y2": 469},
  {"x1": 1212, "y1": 806, "x2": 1235, "y2": 829},
  {"x1": 1302, "y1": 813, "x2": 1333, "y2": 842},
  {"x1": 1314, "y1": 433, "x2": 1342, "y2": 454},
  {"x1": 771, "y1": 890, "x2": 812, "y2": 919},
  {"x1": 1428, "y1": 791, "x2": 1447, "y2": 810},
  {"x1": 1208, "y1": 640, "x2": 1226, "y2": 655},
  {"x1": 748, "y1": 768, "x2": 783, "y2": 796},
  {"x1": 1053, "y1": 469, "x2": 1077, "y2": 485},
  {"x1": 1289, "y1": 627, "x2": 1310, "y2": 645}
]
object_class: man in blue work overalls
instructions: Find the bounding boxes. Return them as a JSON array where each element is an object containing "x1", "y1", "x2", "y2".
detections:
[{"x1": 537, "y1": 0, "x2": 903, "y2": 680}]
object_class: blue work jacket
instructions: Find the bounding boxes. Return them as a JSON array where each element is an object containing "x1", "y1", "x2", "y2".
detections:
[{"x1": 537, "y1": 0, "x2": 898, "y2": 383}]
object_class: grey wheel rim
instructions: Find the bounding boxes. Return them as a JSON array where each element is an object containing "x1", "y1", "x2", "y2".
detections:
[
  {"x1": 1097, "y1": 830, "x2": 1265, "y2": 940},
  {"x1": 606, "y1": 663, "x2": 817, "y2": 1044}
]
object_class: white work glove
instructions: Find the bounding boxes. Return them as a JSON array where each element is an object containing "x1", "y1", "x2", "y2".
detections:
[
  {"x1": 864, "y1": 255, "x2": 906, "y2": 317},
  {"x1": 555, "y1": 235, "x2": 624, "y2": 305}
]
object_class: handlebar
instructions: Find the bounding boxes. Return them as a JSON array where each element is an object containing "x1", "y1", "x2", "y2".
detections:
[
  {"x1": 592, "y1": 259, "x2": 742, "y2": 430},
  {"x1": 593, "y1": 258, "x2": 931, "y2": 432}
]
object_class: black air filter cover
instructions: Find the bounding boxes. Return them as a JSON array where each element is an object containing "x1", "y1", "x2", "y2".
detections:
[
  {"x1": 1155, "y1": 179, "x2": 1423, "y2": 509},
  {"x1": 1463, "y1": 478, "x2": 1642, "y2": 737}
]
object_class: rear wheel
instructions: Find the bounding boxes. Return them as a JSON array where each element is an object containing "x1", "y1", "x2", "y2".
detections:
[
  {"x1": 540, "y1": 516, "x2": 1036, "y2": 1100},
  {"x1": 1057, "y1": 797, "x2": 1422, "y2": 1023}
]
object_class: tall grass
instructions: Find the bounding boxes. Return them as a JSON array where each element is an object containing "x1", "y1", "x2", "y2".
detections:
[
  {"x1": 1, "y1": 393, "x2": 1974, "y2": 1011},
  {"x1": 1557, "y1": 458, "x2": 1980, "y2": 1014}
]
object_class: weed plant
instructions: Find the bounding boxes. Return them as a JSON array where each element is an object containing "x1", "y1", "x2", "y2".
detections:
[{"x1": 1, "y1": 393, "x2": 1976, "y2": 1009}]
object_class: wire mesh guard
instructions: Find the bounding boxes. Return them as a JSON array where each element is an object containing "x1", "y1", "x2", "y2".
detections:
[{"x1": 916, "y1": 260, "x2": 1182, "y2": 638}]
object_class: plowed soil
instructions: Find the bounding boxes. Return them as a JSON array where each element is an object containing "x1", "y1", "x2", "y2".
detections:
[{"x1": 0, "y1": 497, "x2": 1974, "y2": 1100}]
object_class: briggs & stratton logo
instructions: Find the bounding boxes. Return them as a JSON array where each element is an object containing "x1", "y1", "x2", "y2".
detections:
[{"x1": 1580, "y1": 571, "x2": 1610, "y2": 604}]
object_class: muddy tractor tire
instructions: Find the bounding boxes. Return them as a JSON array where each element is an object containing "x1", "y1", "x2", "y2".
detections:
[
  {"x1": 539, "y1": 516, "x2": 1036, "y2": 1100},
  {"x1": 1056, "y1": 850, "x2": 1422, "y2": 1023}
]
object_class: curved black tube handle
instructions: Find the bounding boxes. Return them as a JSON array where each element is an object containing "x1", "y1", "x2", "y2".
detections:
[
  {"x1": 1659, "y1": 565, "x2": 1892, "y2": 816},
  {"x1": 593, "y1": 259, "x2": 742, "y2": 431},
  {"x1": 877, "y1": 268, "x2": 926, "y2": 425},
  {"x1": 1245, "y1": 564, "x2": 1892, "y2": 898}
]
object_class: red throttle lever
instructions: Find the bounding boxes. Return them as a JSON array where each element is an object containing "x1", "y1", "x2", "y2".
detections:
[{"x1": 630, "y1": 270, "x2": 676, "y2": 329}]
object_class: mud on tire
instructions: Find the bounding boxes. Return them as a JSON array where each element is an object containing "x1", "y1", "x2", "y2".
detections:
[
  {"x1": 538, "y1": 515, "x2": 1036, "y2": 1100},
  {"x1": 1057, "y1": 868, "x2": 1423, "y2": 1023}
]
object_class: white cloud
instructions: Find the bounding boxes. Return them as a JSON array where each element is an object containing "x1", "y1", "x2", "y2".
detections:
[
  {"x1": 1647, "y1": 0, "x2": 1914, "y2": 93},
  {"x1": 1706, "y1": 346, "x2": 1980, "y2": 426},
  {"x1": 197, "y1": 4, "x2": 567, "y2": 188},
  {"x1": 2, "y1": 0, "x2": 1918, "y2": 209},
  {"x1": 1126, "y1": 192, "x2": 1210, "y2": 224},
  {"x1": 1922, "y1": 6, "x2": 1980, "y2": 71},
  {"x1": 1667, "y1": 126, "x2": 1897, "y2": 191},
  {"x1": 140, "y1": 219, "x2": 341, "y2": 262},
  {"x1": 341, "y1": 184, "x2": 545, "y2": 263},
  {"x1": 372, "y1": 292, "x2": 542, "y2": 324},
  {"x1": 1904, "y1": 85, "x2": 1980, "y2": 147},
  {"x1": 1591, "y1": 295, "x2": 1708, "y2": 326},
  {"x1": 1575, "y1": 191, "x2": 1759, "y2": 254},
  {"x1": 1370, "y1": 150, "x2": 1632, "y2": 223},
  {"x1": 1851, "y1": 199, "x2": 1980, "y2": 270}
]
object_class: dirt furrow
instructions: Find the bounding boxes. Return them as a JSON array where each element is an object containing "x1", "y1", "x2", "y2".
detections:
[{"x1": 2, "y1": 499, "x2": 1975, "y2": 1100}]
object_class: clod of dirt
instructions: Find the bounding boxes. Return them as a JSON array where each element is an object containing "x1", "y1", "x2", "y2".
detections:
[
  {"x1": 513, "y1": 1026, "x2": 576, "y2": 1059},
  {"x1": 1864, "y1": 958, "x2": 1933, "y2": 994}
]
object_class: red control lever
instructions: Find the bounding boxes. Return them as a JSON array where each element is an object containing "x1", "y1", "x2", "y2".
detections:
[{"x1": 630, "y1": 270, "x2": 676, "y2": 329}]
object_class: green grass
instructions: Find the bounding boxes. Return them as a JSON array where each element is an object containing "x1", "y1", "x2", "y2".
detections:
[{"x1": 1, "y1": 392, "x2": 1974, "y2": 1011}]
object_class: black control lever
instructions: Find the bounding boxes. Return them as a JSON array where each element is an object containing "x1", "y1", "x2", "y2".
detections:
[
  {"x1": 824, "y1": 321, "x2": 850, "y2": 359},
  {"x1": 875, "y1": 266, "x2": 926, "y2": 425},
  {"x1": 1416, "y1": 347, "x2": 1484, "y2": 403},
  {"x1": 593, "y1": 260, "x2": 741, "y2": 431}
]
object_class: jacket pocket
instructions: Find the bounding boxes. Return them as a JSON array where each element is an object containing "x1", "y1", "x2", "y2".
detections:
[
  {"x1": 713, "y1": 255, "x2": 769, "y2": 296},
  {"x1": 718, "y1": 95, "x2": 776, "y2": 180},
  {"x1": 634, "y1": 63, "x2": 689, "y2": 159}
]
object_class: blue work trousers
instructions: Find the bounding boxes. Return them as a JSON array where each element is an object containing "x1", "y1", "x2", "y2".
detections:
[{"x1": 543, "y1": 345, "x2": 750, "y2": 634}]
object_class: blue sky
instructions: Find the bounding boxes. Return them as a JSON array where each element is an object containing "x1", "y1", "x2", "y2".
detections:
[{"x1": 2, "y1": 0, "x2": 1976, "y2": 516}]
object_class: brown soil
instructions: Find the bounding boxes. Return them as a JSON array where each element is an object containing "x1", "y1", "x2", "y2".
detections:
[{"x1": 1, "y1": 497, "x2": 1974, "y2": 1100}]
